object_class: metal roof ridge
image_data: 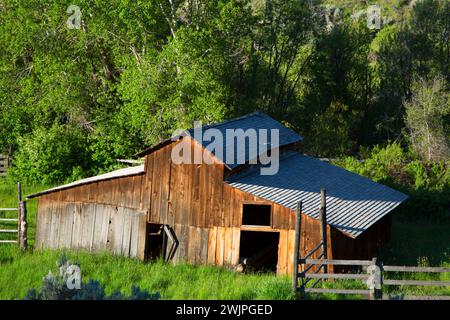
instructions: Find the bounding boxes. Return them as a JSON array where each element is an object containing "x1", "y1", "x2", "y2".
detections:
[
  {"x1": 225, "y1": 150, "x2": 300, "y2": 182},
  {"x1": 187, "y1": 111, "x2": 265, "y2": 133}
]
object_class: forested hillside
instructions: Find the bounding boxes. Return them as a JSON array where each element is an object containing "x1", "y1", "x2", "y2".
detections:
[{"x1": 0, "y1": 0, "x2": 448, "y2": 195}]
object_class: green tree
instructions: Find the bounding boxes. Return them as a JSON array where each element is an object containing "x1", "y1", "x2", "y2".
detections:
[
  {"x1": 404, "y1": 76, "x2": 450, "y2": 162},
  {"x1": 10, "y1": 124, "x2": 91, "y2": 184},
  {"x1": 0, "y1": 0, "x2": 170, "y2": 181},
  {"x1": 368, "y1": 0, "x2": 450, "y2": 144},
  {"x1": 300, "y1": 15, "x2": 372, "y2": 155},
  {"x1": 0, "y1": 0, "x2": 448, "y2": 184}
]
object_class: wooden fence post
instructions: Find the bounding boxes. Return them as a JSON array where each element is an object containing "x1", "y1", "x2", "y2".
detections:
[
  {"x1": 367, "y1": 257, "x2": 382, "y2": 300},
  {"x1": 19, "y1": 201, "x2": 27, "y2": 251},
  {"x1": 17, "y1": 182, "x2": 21, "y2": 245},
  {"x1": 17, "y1": 182, "x2": 27, "y2": 251},
  {"x1": 319, "y1": 188, "x2": 328, "y2": 273},
  {"x1": 292, "y1": 201, "x2": 302, "y2": 297},
  {"x1": 374, "y1": 258, "x2": 382, "y2": 300}
]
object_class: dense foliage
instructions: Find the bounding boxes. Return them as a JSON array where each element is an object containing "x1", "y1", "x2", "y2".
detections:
[
  {"x1": 335, "y1": 142, "x2": 449, "y2": 222},
  {"x1": 0, "y1": 0, "x2": 448, "y2": 185}
]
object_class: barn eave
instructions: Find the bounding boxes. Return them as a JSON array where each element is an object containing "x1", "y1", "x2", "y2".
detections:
[{"x1": 26, "y1": 165, "x2": 145, "y2": 199}]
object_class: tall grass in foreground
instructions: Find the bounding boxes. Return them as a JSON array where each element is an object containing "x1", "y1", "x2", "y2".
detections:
[
  {"x1": 0, "y1": 180, "x2": 294, "y2": 300},
  {"x1": 0, "y1": 246, "x2": 294, "y2": 300},
  {"x1": 0, "y1": 180, "x2": 449, "y2": 300}
]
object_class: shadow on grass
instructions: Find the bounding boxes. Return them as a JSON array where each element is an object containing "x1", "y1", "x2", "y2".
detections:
[{"x1": 378, "y1": 217, "x2": 450, "y2": 267}]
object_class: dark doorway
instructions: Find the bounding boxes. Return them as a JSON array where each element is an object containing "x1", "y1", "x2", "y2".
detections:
[
  {"x1": 145, "y1": 223, "x2": 165, "y2": 260},
  {"x1": 242, "y1": 204, "x2": 271, "y2": 226},
  {"x1": 239, "y1": 231, "x2": 279, "y2": 272}
]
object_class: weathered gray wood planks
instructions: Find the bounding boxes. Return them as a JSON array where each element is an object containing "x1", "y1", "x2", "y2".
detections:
[{"x1": 35, "y1": 202, "x2": 146, "y2": 258}]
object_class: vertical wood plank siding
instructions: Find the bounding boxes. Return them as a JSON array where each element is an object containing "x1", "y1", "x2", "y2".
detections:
[
  {"x1": 36, "y1": 200, "x2": 146, "y2": 259},
  {"x1": 35, "y1": 136, "x2": 391, "y2": 275}
]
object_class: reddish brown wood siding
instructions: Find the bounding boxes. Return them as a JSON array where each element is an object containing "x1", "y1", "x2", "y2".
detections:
[
  {"x1": 330, "y1": 214, "x2": 392, "y2": 261},
  {"x1": 39, "y1": 174, "x2": 144, "y2": 210},
  {"x1": 142, "y1": 138, "x2": 226, "y2": 228}
]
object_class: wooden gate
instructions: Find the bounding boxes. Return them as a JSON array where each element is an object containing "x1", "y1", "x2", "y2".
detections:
[
  {"x1": 0, "y1": 182, "x2": 27, "y2": 250},
  {"x1": 292, "y1": 189, "x2": 450, "y2": 300}
]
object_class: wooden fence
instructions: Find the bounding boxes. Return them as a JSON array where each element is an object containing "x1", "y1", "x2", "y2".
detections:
[
  {"x1": 292, "y1": 189, "x2": 450, "y2": 300},
  {"x1": 0, "y1": 154, "x2": 9, "y2": 177},
  {"x1": 294, "y1": 257, "x2": 450, "y2": 300},
  {"x1": 0, "y1": 182, "x2": 27, "y2": 250}
]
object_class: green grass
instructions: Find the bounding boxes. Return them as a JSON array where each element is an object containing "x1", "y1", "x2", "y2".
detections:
[
  {"x1": 379, "y1": 220, "x2": 450, "y2": 267},
  {"x1": 378, "y1": 219, "x2": 450, "y2": 298},
  {"x1": 0, "y1": 246, "x2": 294, "y2": 300},
  {"x1": 0, "y1": 179, "x2": 449, "y2": 300}
]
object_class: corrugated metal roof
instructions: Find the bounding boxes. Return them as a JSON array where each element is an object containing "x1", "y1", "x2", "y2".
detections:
[
  {"x1": 136, "y1": 111, "x2": 303, "y2": 168},
  {"x1": 187, "y1": 111, "x2": 303, "y2": 169},
  {"x1": 27, "y1": 165, "x2": 145, "y2": 199},
  {"x1": 226, "y1": 152, "x2": 408, "y2": 238}
]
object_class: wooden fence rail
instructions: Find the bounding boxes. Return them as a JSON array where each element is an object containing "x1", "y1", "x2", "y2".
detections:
[
  {"x1": 0, "y1": 207, "x2": 19, "y2": 244},
  {"x1": 0, "y1": 182, "x2": 27, "y2": 250},
  {"x1": 294, "y1": 257, "x2": 450, "y2": 300},
  {"x1": 292, "y1": 189, "x2": 450, "y2": 300}
]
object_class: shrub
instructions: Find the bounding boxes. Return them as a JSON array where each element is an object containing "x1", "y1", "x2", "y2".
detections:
[
  {"x1": 24, "y1": 256, "x2": 160, "y2": 300},
  {"x1": 335, "y1": 142, "x2": 450, "y2": 222},
  {"x1": 336, "y1": 142, "x2": 408, "y2": 185},
  {"x1": 9, "y1": 125, "x2": 93, "y2": 184}
]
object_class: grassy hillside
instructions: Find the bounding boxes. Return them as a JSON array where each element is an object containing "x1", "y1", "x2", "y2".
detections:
[{"x1": 0, "y1": 180, "x2": 449, "y2": 299}]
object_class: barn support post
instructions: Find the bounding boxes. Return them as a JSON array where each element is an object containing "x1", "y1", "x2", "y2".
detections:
[
  {"x1": 292, "y1": 201, "x2": 302, "y2": 297},
  {"x1": 319, "y1": 188, "x2": 328, "y2": 273},
  {"x1": 17, "y1": 182, "x2": 27, "y2": 251}
]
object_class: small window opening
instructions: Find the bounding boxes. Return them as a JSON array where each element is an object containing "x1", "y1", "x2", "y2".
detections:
[
  {"x1": 242, "y1": 204, "x2": 271, "y2": 226},
  {"x1": 238, "y1": 231, "x2": 279, "y2": 272}
]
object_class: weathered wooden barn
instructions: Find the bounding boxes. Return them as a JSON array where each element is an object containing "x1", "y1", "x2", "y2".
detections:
[{"x1": 28, "y1": 112, "x2": 407, "y2": 275}]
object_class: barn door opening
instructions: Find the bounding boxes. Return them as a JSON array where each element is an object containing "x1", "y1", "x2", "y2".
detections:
[
  {"x1": 145, "y1": 223, "x2": 178, "y2": 261},
  {"x1": 238, "y1": 231, "x2": 279, "y2": 273}
]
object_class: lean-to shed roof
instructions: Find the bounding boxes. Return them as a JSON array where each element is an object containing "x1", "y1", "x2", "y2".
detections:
[
  {"x1": 226, "y1": 152, "x2": 408, "y2": 238},
  {"x1": 27, "y1": 165, "x2": 145, "y2": 199}
]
